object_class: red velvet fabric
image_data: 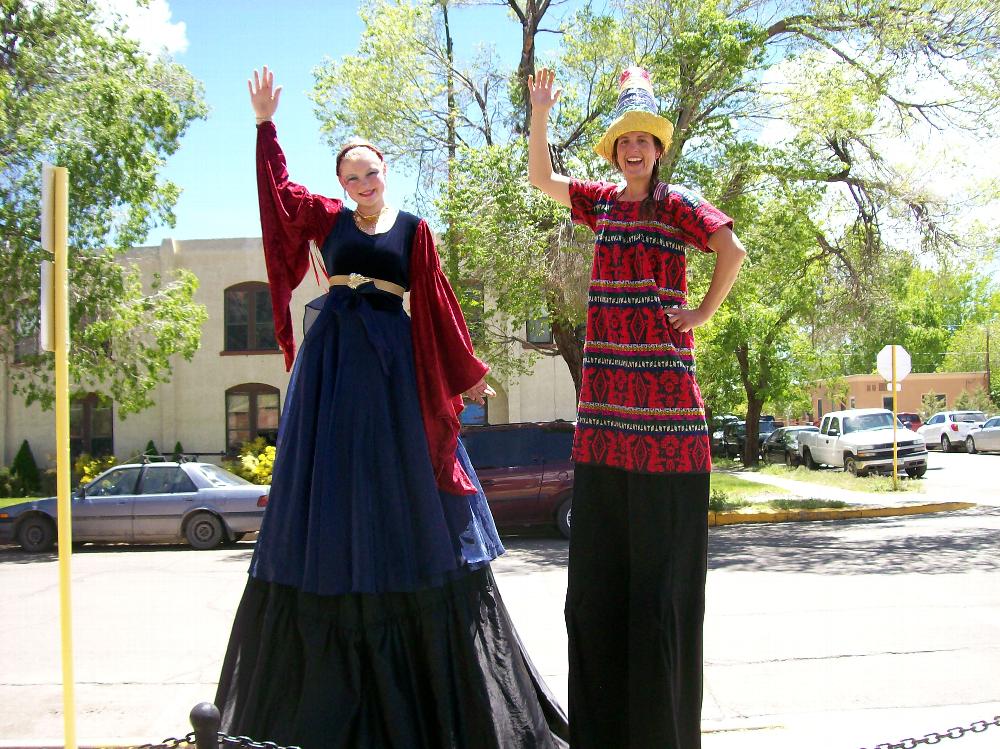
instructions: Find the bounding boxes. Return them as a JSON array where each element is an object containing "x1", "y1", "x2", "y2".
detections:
[
  {"x1": 256, "y1": 121, "x2": 342, "y2": 369},
  {"x1": 256, "y1": 122, "x2": 486, "y2": 495},
  {"x1": 409, "y1": 220, "x2": 489, "y2": 495}
]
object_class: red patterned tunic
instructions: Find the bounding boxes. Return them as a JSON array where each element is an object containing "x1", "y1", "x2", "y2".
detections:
[{"x1": 570, "y1": 179, "x2": 734, "y2": 474}]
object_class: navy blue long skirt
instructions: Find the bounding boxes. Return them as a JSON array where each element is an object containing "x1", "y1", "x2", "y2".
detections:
[{"x1": 216, "y1": 285, "x2": 568, "y2": 748}]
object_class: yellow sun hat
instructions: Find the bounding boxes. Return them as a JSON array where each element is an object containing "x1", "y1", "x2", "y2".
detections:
[{"x1": 594, "y1": 67, "x2": 674, "y2": 166}]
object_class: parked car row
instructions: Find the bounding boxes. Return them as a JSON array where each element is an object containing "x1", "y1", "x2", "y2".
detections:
[
  {"x1": 962, "y1": 415, "x2": 1000, "y2": 454},
  {"x1": 718, "y1": 418, "x2": 783, "y2": 459},
  {"x1": 917, "y1": 410, "x2": 991, "y2": 453},
  {"x1": 1, "y1": 422, "x2": 578, "y2": 553}
]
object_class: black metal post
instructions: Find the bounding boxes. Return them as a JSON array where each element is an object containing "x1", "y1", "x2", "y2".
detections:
[{"x1": 190, "y1": 702, "x2": 221, "y2": 749}]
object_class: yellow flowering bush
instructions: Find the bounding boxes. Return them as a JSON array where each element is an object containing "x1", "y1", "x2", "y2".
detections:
[{"x1": 225, "y1": 437, "x2": 275, "y2": 485}]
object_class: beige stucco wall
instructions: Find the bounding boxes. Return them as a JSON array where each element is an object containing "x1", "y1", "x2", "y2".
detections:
[
  {"x1": 812, "y1": 371, "x2": 990, "y2": 416},
  {"x1": 2, "y1": 236, "x2": 582, "y2": 468}
]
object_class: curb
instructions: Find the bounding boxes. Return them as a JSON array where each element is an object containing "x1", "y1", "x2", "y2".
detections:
[{"x1": 709, "y1": 501, "x2": 976, "y2": 526}]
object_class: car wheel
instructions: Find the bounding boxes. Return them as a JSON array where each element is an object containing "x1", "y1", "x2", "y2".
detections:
[
  {"x1": 556, "y1": 497, "x2": 572, "y2": 540},
  {"x1": 185, "y1": 512, "x2": 224, "y2": 550},
  {"x1": 845, "y1": 456, "x2": 866, "y2": 477},
  {"x1": 965, "y1": 436, "x2": 977, "y2": 454},
  {"x1": 803, "y1": 449, "x2": 818, "y2": 470},
  {"x1": 941, "y1": 435, "x2": 952, "y2": 453},
  {"x1": 906, "y1": 466, "x2": 927, "y2": 478},
  {"x1": 17, "y1": 515, "x2": 56, "y2": 553}
]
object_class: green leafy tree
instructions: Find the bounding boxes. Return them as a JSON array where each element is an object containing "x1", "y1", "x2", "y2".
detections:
[
  {"x1": 0, "y1": 0, "x2": 209, "y2": 415},
  {"x1": 144, "y1": 440, "x2": 159, "y2": 458},
  {"x1": 953, "y1": 388, "x2": 993, "y2": 413},
  {"x1": 314, "y1": 0, "x2": 1000, "y2": 434}
]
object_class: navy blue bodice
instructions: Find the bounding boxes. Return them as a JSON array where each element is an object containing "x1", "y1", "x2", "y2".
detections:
[{"x1": 321, "y1": 209, "x2": 419, "y2": 289}]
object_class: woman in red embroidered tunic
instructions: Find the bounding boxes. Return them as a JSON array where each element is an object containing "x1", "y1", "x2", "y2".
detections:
[
  {"x1": 527, "y1": 67, "x2": 746, "y2": 748},
  {"x1": 213, "y1": 66, "x2": 568, "y2": 749}
]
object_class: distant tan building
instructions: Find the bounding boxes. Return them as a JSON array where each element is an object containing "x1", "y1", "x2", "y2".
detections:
[
  {"x1": 0, "y1": 237, "x2": 579, "y2": 468},
  {"x1": 810, "y1": 371, "x2": 990, "y2": 420}
]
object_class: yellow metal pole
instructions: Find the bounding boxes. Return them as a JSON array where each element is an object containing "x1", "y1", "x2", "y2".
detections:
[
  {"x1": 892, "y1": 345, "x2": 899, "y2": 491},
  {"x1": 52, "y1": 166, "x2": 78, "y2": 749}
]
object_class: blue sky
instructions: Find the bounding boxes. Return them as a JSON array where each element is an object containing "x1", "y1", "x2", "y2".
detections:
[{"x1": 131, "y1": 0, "x2": 575, "y2": 245}]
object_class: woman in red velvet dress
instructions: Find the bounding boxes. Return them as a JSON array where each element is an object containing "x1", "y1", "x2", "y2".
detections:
[
  {"x1": 528, "y1": 66, "x2": 747, "y2": 749},
  {"x1": 213, "y1": 66, "x2": 568, "y2": 749}
]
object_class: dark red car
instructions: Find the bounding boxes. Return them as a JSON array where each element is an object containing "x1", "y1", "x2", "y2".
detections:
[{"x1": 461, "y1": 421, "x2": 574, "y2": 538}]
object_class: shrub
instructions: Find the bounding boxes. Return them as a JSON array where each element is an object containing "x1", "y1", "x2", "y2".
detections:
[
  {"x1": 171, "y1": 441, "x2": 184, "y2": 461},
  {"x1": 73, "y1": 453, "x2": 116, "y2": 485},
  {"x1": 0, "y1": 466, "x2": 29, "y2": 498},
  {"x1": 11, "y1": 440, "x2": 41, "y2": 493},
  {"x1": 144, "y1": 440, "x2": 160, "y2": 458},
  {"x1": 224, "y1": 437, "x2": 275, "y2": 485}
]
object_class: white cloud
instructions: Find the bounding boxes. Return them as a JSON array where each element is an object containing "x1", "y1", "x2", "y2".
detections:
[{"x1": 98, "y1": 0, "x2": 189, "y2": 56}]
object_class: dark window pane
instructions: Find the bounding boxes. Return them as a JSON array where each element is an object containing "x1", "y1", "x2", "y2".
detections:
[
  {"x1": 255, "y1": 322, "x2": 277, "y2": 350},
  {"x1": 226, "y1": 324, "x2": 248, "y2": 351},
  {"x1": 139, "y1": 466, "x2": 178, "y2": 495},
  {"x1": 88, "y1": 467, "x2": 141, "y2": 497},
  {"x1": 526, "y1": 318, "x2": 553, "y2": 344},
  {"x1": 226, "y1": 290, "x2": 248, "y2": 323}
]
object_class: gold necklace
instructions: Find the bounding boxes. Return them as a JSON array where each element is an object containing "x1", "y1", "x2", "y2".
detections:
[{"x1": 354, "y1": 206, "x2": 387, "y2": 222}]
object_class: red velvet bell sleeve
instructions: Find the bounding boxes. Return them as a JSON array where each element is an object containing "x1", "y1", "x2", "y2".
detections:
[
  {"x1": 409, "y1": 220, "x2": 490, "y2": 495},
  {"x1": 257, "y1": 121, "x2": 342, "y2": 369}
]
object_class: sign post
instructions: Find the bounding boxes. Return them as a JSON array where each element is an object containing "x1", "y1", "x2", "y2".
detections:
[
  {"x1": 42, "y1": 163, "x2": 77, "y2": 749},
  {"x1": 876, "y1": 345, "x2": 912, "y2": 490}
]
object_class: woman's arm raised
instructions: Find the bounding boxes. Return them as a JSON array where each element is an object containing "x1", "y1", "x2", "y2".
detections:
[{"x1": 527, "y1": 68, "x2": 572, "y2": 208}]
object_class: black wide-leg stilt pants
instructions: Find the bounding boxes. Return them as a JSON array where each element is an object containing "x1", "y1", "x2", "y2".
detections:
[{"x1": 566, "y1": 464, "x2": 710, "y2": 749}]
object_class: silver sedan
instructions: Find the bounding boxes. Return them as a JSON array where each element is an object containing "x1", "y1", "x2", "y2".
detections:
[
  {"x1": 0, "y1": 462, "x2": 269, "y2": 552},
  {"x1": 966, "y1": 416, "x2": 1000, "y2": 454}
]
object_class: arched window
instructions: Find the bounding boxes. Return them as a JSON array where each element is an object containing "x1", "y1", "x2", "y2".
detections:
[
  {"x1": 224, "y1": 282, "x2": 278, "y2": 353},
  {"x1": 225, "y1": 383, "x2": 280, "y2": 452},
  {"x1": 70, "y1": 393, "x2": 113, "y2": 459}
]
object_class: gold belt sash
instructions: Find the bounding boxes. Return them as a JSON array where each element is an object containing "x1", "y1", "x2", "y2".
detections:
[{"x1": 328, "y1": 273, "x2": 405, "y2": 298}]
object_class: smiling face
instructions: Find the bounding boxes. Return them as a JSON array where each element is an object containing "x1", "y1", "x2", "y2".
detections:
[
  {"x1": 337, "y1": 147, "x2": 387, "y2": 212},
  {"x1": 614, "y1": 131, "x2": 662, "y2": 180}
]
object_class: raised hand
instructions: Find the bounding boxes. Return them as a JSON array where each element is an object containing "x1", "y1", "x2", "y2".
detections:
[
  {"x1": 527, "y1": 67, "x2": 561, "y2": 115},
  {"x1": 248, "y1": 66, "x2": 282, "y2": 120}
]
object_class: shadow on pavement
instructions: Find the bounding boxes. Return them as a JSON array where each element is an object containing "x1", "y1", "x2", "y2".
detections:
[
  {"x1": 497, "y1": 536, "x2": 569, "y2": 571},
  {"x1": 709, "y1": 507, "x2": 1000, "y2": 575}
]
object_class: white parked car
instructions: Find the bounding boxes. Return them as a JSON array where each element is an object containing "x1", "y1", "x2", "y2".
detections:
[
  {"x1": 965, "y1": 416, "x2": 1000, "y2": 454},
  {"x1": 918, "y1": 410, "x2": 987, "y2": 452},
  {"x1": 797, "y1": 408, "x2": 927, "y2": 478}
]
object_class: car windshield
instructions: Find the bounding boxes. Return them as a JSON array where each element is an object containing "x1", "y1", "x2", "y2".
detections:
[
  {"x1": 954, "y1": 412, "x2": 986, "y2": 422},
  {"x1": 843, "y1": 413, "x2": 895, "y2": 433},
  {"x1": 197, "y1": 464, "x2": 252, "y2": 486}
]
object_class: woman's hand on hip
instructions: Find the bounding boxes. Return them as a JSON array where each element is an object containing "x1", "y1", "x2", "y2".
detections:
[
  {"x1": 248, "y1": 66, "x2": 282, "y2": 121},
  {"x1": 665, "y1": 306, "x2": 709, "y2": 333}
]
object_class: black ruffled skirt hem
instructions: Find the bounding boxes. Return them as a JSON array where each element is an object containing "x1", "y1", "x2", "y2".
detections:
[{"x1": 216, "y1": 567, "x2": 568, "y2": 749}]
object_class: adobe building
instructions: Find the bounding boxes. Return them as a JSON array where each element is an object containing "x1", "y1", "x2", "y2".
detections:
[
  {"x1": 810, "y1": 372, "x2": 990, "y2": 420},
  {"x1": 0, "y1": 237, "x2": 579, "y2": 467}
]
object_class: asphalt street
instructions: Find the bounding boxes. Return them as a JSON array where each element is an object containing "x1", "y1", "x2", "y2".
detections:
[{"x1": 0, "y1": 456, "x2": 998, "y2": 748}]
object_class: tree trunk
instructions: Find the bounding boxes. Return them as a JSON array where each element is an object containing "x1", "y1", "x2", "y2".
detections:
[
  {"x1": 552, "y1": 318, "x2": 583, "y2": 399},
  {"x1": 744, "y1": 397, "x2": 763, "y2": 466}
]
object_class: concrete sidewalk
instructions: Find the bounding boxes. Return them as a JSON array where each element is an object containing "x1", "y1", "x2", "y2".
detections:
[{"x1": 713, "y1": 469, "x2": 975, "y2": 526}]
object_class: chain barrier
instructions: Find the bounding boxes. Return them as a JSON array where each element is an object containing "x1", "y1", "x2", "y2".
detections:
[
  {"x1": 134, "y1": 730, "x2": 302, "y2": 749},
  {"x1": 859, "y1": 715, "x2": 1000, "y2": 749},
  {"x1": 135, "y1": 709, "x2": 1000, "y2": 749}
]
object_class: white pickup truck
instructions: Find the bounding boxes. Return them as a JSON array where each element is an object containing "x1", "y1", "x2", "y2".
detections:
[{"x1": 797, "y1": 408, "x2": 928, "y2": 478}]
